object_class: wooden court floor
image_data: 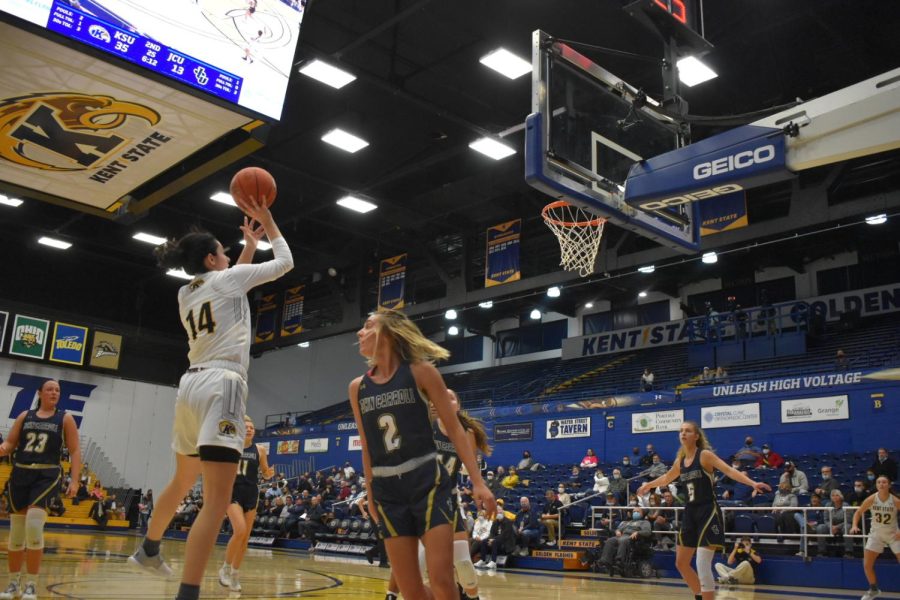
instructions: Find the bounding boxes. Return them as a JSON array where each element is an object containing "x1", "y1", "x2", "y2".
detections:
[{"x1": 0, "y1": 530, "x2": 896, "y2": 599}]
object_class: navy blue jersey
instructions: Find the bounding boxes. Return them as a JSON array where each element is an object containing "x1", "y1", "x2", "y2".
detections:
[
  {"x1": 15, "y1": 409, "x2": 65, "y2": 466},
  {"x1": 678, "y1": 450, "x2": 716, "y2": 506},
  {"x1": 358, "y1": 363, "x2": 436, "y2": 468},
  {"x1": 236, "y1": 444, "x2": 260, "y2": 486},
  {"x1": 433, "y1": 418, "x2": 462, "y2": 480}
]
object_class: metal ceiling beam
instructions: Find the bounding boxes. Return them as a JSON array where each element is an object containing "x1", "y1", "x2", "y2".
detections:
[{"x1": 332, "y1": 0, "x2": 438, "y2": 59}]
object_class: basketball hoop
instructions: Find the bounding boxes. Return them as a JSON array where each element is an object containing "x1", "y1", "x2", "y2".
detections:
[{"x1": 542, "y1": 201, "x2": 606, "y2": 277}]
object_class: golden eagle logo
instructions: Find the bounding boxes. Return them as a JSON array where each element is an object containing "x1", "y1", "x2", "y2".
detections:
[{"x1": 0, "y1": 92, "x2": 159, "y2": 171}]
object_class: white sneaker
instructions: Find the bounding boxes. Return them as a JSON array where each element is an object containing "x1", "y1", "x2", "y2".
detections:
[
  {"x1": 20, "y1": 582, "x2": 35, "y2": 600},
  {"x1": 473, "y1": 560, "x2": 485, "y2": 568},
  {"x1": 0, "y1": 580, "x2": 20, "y2": 600},
  {"x1": 486, "y1": 561, "x2": 496, "y2": 570},
  {"x1": 546, "y1": 541, "x2": 556, "y2": 547},
  {"x1": 861, "y1": 589, "x2": 881, "y2": 600},
  {"x1": 229, "y1": 571, "x2": 241, "y2": 593},
  {"x1": 127, "y1": 546, "x2": 173, "y2": 577},
  {"x1": 218, "y1": 565, "x2": 232, "y2": 588}
]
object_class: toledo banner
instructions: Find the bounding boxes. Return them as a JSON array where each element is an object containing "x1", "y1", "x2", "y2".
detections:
[
  {"x1": 378, "y1": 254, "x2": 407, "y2": 310},
  {"x1": 485, "y1": 219, "x2": 522, "y2": 287},
  {"x1": 699, "y1": 190, "x2": 748, "y2": 235},
  {"x1": 281, "y1": 285, "x2": 305, "y2": 337},
  {"x1": 254, "y1": 294, "x2": 278, "y2": 343},
  {"x1": 9, "y1": 315, "x2": 50, "y2": 360},
  {"x1": 89, "y1": 331, "x2": 123, "y2": 371},
  {"x1": 49, "y1": 322, "x2": 89, "y2": 366}
]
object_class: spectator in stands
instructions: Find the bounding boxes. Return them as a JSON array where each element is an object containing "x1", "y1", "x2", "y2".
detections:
[
  {"x1": 870, "y1": 448, "x2": 898, "y2": 482},
  {"x1": 139, "y1": 490, "x2": 153, "y2": 532},
  {"x1": 608, "y1": 468, "x2": 627, "y2": 503},
  {"x1": 90, "y1": 481, "x2": 104, "y2": 500},
  {"x1": 568, "y1": 465, "x2": 582, "y2": 489},
  {"x1": 714, "y1": 366, "x2": 729, "y2": 384},
  {"x1": 599, "y1": 493, "x2": 622, "y2": 531},
  {"x1": 597, "y1": 507, "x2": 651, "y2": 573},
  {"x1": 593, "y1": 469, "x2": 610, "y2": 495},
  {"x1": 722, "y1": 461, "x2": 754, "y2": 504},
  {"x1": 817, "y1": 490, "x2": 854, "y2": 558},
  {"x1": 716, "y1": 536, "x2": 762, "y2": 585},
  {"x1": 541, "y1": 490, "x2": 564, "y2": 546},
  {"x1": 298, "y1": 495, "x2": 327, "y2": 541},
  {"x1": 470, "y1": 510, "x2": 491, "y2": 561},
  {"x1": 640, "y1": 368, "x2": 655, "y2": 392},
  {"x1": 780, "y1": 461, "x2": 810, "y2": 495},
  {"x1": 621, "y1": 455, "x2": 634, "y2": 477},
  {"x1": 772, "y1": 481, "x2": 800, "y2": 535},
  {"x1": 501, "y1": 467, "x2": 520, "y2": 490},
  {"x1": 495, "y1": 498, "x2": 516, "y2": 521},
  {"x1": 640, "y1": 444, "x2": 655, "y2": 467},
  {"x1": 864, "y1": 469, "x2": 878, "y2": 493},
  {"x1": 265, "y1": 482, "x2": 281, "y2": 500},
  {"x1": 805, "y1": 493, "x2": 824, "y2": 532},
  {"x1": 700, "y1": 366, "x2": 714, "y2": 384},
  {"x1": 834, "y1": 349, "x2": 849, "y2": 370},
  {"x1": 847, "y1": 480, "x2": 870, "y2": 506},
  {"x1": 755, "y1": 443, "x2": 785, "y2": 470},
  {"x1": 337, "y1": 481, "x2": 352, "y2": 502},
  {"x1": 90, "y1": 494, "x2": 111, "y2": 529},
  {"x1": 557, "y1": 484, "x2": 572, "y2": 506},
  {"x1": 648, "y1": 454, "x2": 667, "y2": 480},
  {"x1": 580, "y1": 448, "x2": 599, "y2": 469},
  {"x1": 322, "y1": 481, "x2": 337, "y2": 502},
  {"x1": 295, "y1": 474, "x2": 313, "y2": 495},
  {"x1": 475, "y1": 509, "x2": 515, "y2": 570},
  {"x1": 734, "y1": 436, "x2": 762, "y2": 468},
  {"x1": 342, "y1": 461, "x2": 356, "y2": 482},
  {"x1": 518, "y1": 451, "x2": 534, "y2": 472},
  {"x1": 486, "y1": 470, "x2": 502, "y2": 496},
  {"x1": 814, "y1": 466, "x2": 841, "y2": 498},
  {"x1": 514, "y1": 497, "x2": 541, "y2": 555},
  {"x1": 280, "y1": 496, "x2": 306, "y2": 538},
  {"x1": 647, "y1": 493, "x2": 673, "y2": 550}
]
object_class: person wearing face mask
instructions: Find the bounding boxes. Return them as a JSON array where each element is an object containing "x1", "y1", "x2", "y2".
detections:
[
  {"x1": 608, "y1": 469, "x2": 627, "y2": 504},
  {"x1": 847, "y1": 479, "x2": 870, "y2": 507},
  {"x1": 557, "y1": 485, "x2": 572, "y2": 505},
  {"x1": 518, "y1": 450, "x2": 535, "y2": 472},
  {"x1": 779, "y1": 461, "x2": 809, "y2": 495},
  {"x1": 733, "y1": 437, "x2": 761, "y2": 469},
  {"x1": 620, "y1": 456, "x2": 634, "y2": 478},
  {"x1": 640, "y1": 444, "x2": 656, "y2": 468},
  {"x1": 870, "y1": 448, "x2": 898, "y2": 483},
  {"x1": 771, "y1": 482, "x2": 800, "y2": 535},
  {"x1": 593, "y1": 469, "x2": 610, "y2": 495},
  {"x1": 470, "y1": 511, "x2": 492, "y2": 565},
  {"x1": 814, "y1": 466, "x2": 841, "y2": 498},
  {"x1": 754, "y1": 443, "x2": 784, "y2": 469},
  {"x1": 474, "y1": 509, "x2": 515, "y2": 570},
  {"x1": 485, "y1": 470, "x2": 502, "y2": 496},
  {"x1": 597, "y1": 507, "x2": 651, "y2": 574}
]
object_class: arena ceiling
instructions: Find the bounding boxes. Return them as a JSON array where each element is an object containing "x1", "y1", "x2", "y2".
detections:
[{"x1": 1, "y1": 0, "x2": 900, "y2": 342}]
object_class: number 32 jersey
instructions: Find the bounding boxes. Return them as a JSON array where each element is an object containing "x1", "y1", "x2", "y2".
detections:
[
  {"x1": 358, "y1": 362, "x2": 437, "y2": 469},
  {"x1": 177, "y1": 237, "x2": 293, "y2": 373}
]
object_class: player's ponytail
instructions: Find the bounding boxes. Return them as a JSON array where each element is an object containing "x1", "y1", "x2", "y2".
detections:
[
  {"x1": 154, "y1": 229, "x2": 219, "y2": 275},
  {"x1": 458, "y1": 411, "x2": 492, "y2": 456},
  {"x1": 369, "y1": 308, "x2": 450, "y2": 367}
]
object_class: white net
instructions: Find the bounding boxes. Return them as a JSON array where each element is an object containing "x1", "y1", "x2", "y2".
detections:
[{"x1": 542, "y1": 201, "x2": 606, "y2": 277}]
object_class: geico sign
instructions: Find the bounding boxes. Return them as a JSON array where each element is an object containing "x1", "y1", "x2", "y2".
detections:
[
  {"x1": 693, "y1": 145, "x2": 776, "y2": 180},
  {"x1": 638, "y1": 184, "x2": 743, "y2": 210}
]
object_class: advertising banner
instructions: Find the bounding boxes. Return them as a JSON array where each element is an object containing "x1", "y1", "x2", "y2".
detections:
[
  {"x1": 631, "y1": 409, "x2": 684, "y2": 434},
  {"x1": 494, "y1": 422, "x2": 533, "y2": 442},
  {"x1": 700, "y1": 403, "x2": 761, "y2": 429},
  {"x1": 781, "y1": 395, "x2": 849, "y2": 424},
  {"x1": 546, "y1": 417, "x2": 591, "y2": 439}
]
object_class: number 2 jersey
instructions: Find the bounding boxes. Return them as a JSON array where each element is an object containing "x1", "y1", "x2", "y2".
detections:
[
  {"x1": 177, "y1": 237, "x2": 292, "y2": 374},
  {"x1": 15, "y1": 409, "x2": 65, "y2": 466},
  {"x1": 358, "y1": 362, "x2": 436, "y2": 469}
]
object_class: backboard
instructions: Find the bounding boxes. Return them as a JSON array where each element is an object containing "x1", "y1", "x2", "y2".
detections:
[{"x1": 525, "y1": 29, "x2": 701, "y2": 253}]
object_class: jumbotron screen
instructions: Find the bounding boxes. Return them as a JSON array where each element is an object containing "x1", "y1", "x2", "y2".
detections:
[{"x1": 0, "y1": 0, "x2": 305, "y2": 120}]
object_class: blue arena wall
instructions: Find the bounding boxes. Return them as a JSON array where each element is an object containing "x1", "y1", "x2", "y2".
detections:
[{"x1": 263, "y1": 372, "x2": 898, "y2": 472}]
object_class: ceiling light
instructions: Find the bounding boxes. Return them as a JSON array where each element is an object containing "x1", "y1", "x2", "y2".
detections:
[
  {"x1": 478, "y1": 301, "x2": 493, "y2": 309},
  {"x1": 676, "y1": 56, "x2": 717, "y2": 87},
  {"x1": 865, "y1": 213, "x2": 887, "y2": 225},
  {"x1": 166, "y1": 268, "x2": 193, "y2": 280},
  {"x1": 547, "y1": 286, "x2": 561, "y2": 298},
  {"x1": 479, "y1": 48, "x2": 532, "y2": 79},
  {"x1": 530, "y1": 309, "x2": 541, "y2": 320},
  {"x1": 585, "y1": 302, "x2": 594, "y2": 309},
  {"x1": 638, "y1": 291, "x2": 648, "y2": 298},
  {"x1": 298, "y1": 60, "x2": 356, "y2": 89},
  {"x1": 0, "y1": 195, "x2": 23, "y2": 207},
  {"x1": 321, "y1": 128, "x2": 369, "y2": 153},
  {"x1": 448, "y1": 325, "x2": 460, "y2": 336},
  {"x1": 336, "y1": 195, "x2": 377, "y2": 213},
  {"x1": 702, "y1": 251, "x2": 718, "y2": 264},
  {"x1": 298, "y1": 341, "x2": 310, "y2": 348},
  {"x1": 38, "y1": 236, "x2": 71, "y2": 250},
  {"x1": 132, "y1": 232, "x2": 167, "y2": 246},
  {"x1": 445, "y1": 309, "x2": 458, "y2": 320},
  {"x1": 638, "y1": 265, "x2": 655, "y2": 274},
  {"x1": 211, "y1": 192, "x2": 237, "y2": 206},
  {"x1": 469, "y1": 137, "x2": 516, "y2": 160},
  {"x1": 240, "y1": 239, "x2": 273, "y2": 251}
]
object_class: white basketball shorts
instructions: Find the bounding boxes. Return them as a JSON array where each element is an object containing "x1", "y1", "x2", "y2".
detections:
[
  {"x1": 865, "y1": 528, "x2": 900, "y2": 554},
  {"x1": 171, "y1": 368, "x2": 247, "y2": 456}
]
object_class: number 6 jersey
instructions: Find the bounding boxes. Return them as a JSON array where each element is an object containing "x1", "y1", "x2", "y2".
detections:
[{"x1": 15, "y1": 409, "x2": 65, "y2": 466}]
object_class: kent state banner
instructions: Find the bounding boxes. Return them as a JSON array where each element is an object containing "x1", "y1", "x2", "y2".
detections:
[
  {"x1": 378, "y1": 254, "x2": 407, "y2": 310},
  {"x1": 281, "y1": 285, "x2": 304, "y2": 337},
  {"x1": 485, "y1": 219, "x2": 522, "y2": 287},
  {"x1": 254, "y1": 294, "x2": 278, "y2": 344},
  {"x1": 699, "y1": 190, "x2": 748, "y2": 235}
]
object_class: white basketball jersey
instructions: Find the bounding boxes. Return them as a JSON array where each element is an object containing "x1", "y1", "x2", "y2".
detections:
[
  {"x1": 870, "y1": 493, "x2": 897, "y2": 534},
  {"x1": 176, "y1": 237, "x2": 292, "y2": 373}
]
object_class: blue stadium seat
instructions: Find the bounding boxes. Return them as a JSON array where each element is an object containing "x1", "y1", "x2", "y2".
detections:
[
  {"x1": 755, "y1": 514, "x2": 776, "y2": 534},
  {"x1": 733, "y1": 514, "x2": 754, "y2": 534}
]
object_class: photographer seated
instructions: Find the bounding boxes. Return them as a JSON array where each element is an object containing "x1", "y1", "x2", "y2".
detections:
[
  {"x1": 597, "y1": 507, "x2": 651, "y2": 574},
  {"x1": 716, "y1": 537, "x2": 762, "y2": 585}
]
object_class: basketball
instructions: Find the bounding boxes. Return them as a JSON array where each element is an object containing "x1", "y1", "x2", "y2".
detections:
[{"x1": 230, "y1": 167, "x2": 277, "y2": 209}]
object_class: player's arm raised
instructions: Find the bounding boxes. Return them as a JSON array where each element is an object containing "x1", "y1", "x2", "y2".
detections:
[{"x1": 704, "y1": 451, "x2": 770, "y2": 494}]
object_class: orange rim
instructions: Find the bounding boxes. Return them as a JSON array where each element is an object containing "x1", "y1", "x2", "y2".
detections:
[{"x1": 541, "y1": 200, "x2": 607, "y2": 227}]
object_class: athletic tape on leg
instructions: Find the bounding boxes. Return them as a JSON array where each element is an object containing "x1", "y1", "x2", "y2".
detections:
[
  {"x1": 8, "y1": 514, "x2": 26, "y2": 551},
  {"x1": 454, "y1": 540, "x2": 478, "y2": 590},
  {"x1": 25, "y1": 508, "x2": 47, "y2": 550},
  {"x1": 696, "y1": 547, "x2": 715, "y2": 592}
]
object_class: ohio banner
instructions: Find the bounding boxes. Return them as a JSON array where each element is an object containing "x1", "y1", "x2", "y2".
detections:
[
  {"x1": 49, "y1": 322, "x2": 89, "y2": 366},
  {"x1": 485, "y1": 219, "x2": 522, "y2": 287},
  {"x1": 281, "y1": 285, "x2": 305, "y2": 337},
  {"x1": 699, "y1": 190, "x2": 748, "y2": 235},
  {"x1": 378, "y1": 254, "x2": 407, "y2": 310},
  {"x1": 255, "y1": 293, "x2": 278, "y2": 343},
  {"x1": 9, "y1": 315, "x2": 50, "y2": 360},
  {"x1": 89, "y1": 331, "x2": 123, "y2": 370}
]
